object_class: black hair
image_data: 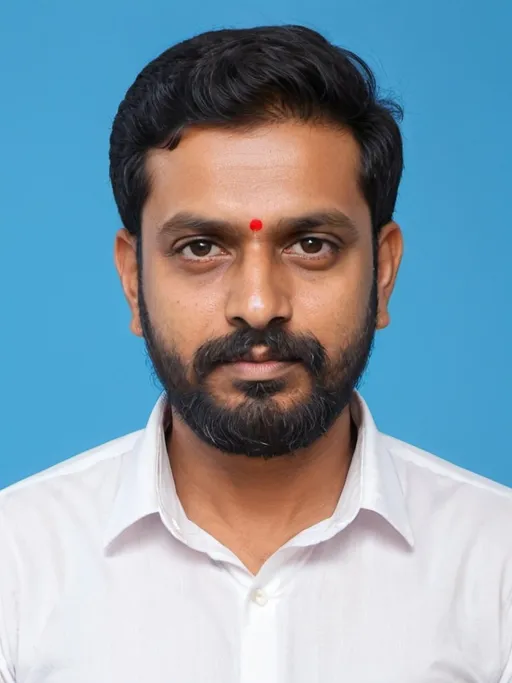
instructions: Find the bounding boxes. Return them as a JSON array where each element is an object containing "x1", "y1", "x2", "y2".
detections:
[{"x1": 109, "y1": 24, "x2": 403, "y2": 240}]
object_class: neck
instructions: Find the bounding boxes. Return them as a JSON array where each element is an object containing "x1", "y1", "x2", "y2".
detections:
[{"x1": 166, "y1": 400, "x2": 357, "y2": 573}]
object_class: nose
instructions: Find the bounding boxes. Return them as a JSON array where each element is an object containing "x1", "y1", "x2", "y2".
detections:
[{"x1": 225, "y1": 251, "x2": 292, "y2": 330}]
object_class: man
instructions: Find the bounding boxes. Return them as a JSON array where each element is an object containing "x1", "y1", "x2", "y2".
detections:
[{"x1": 1, "y1": 24, "x2": 511, "y2": 683}]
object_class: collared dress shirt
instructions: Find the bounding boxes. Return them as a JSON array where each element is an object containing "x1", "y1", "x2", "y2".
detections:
[{"x1": 1, "y1": 393, "x2": 512, "y2": 683}]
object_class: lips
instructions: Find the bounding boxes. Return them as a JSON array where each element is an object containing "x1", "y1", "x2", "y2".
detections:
[
  {"x1": 223, "y1": 356, "x2": 298, "y2": 382},
  {"x1": 232, "y1": 347, "x2": 298, "y2": 364}
]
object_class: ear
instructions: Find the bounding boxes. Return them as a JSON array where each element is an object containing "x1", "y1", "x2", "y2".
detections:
[
  {"x1": 114, "y1": 229, "x2": 143, "y2": 337},
  {"x1": 375, "y1": 221, "x2": 403, "y2": 330}
]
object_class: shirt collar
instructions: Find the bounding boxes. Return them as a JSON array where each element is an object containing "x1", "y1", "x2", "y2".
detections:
[
  {"x1": 349, "y1": 394, "x2": 414, "y2": 547},
  {"x1": 104, "y1": 392, "x2": 414, "y2": 550},
  {"x1": 104, "y1": 395, "x2": 169, "y2": 548}
]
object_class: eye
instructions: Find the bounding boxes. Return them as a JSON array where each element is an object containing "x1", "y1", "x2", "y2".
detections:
[
  {"x1": 178, "y1": 240, "x2": 224, "y2": 260},
  {"x1": 286, "y1": 237, "x2": 339, "y2": 258}
]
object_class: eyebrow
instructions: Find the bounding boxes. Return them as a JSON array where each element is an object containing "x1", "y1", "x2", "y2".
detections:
[
  {"x1": 156, "y1": 209, "x2": 360, "y2": 241},
  {"x1": 157, "y1": 212, "x2": 237, "y2": 241},
  {"x1": 278, "y1": 210, "x2": 359, "y2": 237}
]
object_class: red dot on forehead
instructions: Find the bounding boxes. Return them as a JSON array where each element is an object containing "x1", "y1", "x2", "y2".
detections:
[{"x1": 249, "y1": 218, "x2": 263, "y2": 232}]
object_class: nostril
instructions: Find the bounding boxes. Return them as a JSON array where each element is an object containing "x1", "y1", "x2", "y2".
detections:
[
  {"x1": 231, "y1": 316, "x2": 249, "y2": 328},
  {"x1": 270, "y1": 316, "x2": 288, "y2": 326}
]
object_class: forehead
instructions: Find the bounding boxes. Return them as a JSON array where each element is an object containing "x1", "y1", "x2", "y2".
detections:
[{"x1": 142, "y1": 121, "x2": 371, "y2": 232}]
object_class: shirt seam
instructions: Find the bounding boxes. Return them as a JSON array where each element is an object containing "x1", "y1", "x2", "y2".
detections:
[
  {"x1": 386, "y1": 441, "x2": 512, "y2": 501},
  {"x1": 0, "y1": 440, "x2": 139, "y2": 505}
]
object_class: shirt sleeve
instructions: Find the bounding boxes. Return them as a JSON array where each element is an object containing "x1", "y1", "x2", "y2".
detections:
[{"x1": 0, "y1": 509, "x2": 18, "y2": 683}]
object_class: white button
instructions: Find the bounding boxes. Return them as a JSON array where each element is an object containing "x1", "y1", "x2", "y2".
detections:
[{"x1": 251, "y1": 588, "x2": 268, "y2": 606}]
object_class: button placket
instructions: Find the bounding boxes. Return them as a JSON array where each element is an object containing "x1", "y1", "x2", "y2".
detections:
[{"x1": 241, "y1": 585, "x2": 279, "y2": 683}]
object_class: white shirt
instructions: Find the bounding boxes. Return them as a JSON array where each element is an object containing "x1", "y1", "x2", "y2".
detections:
[{"x1": 1, "y1": 393, "x2": 512, "y2": 683}]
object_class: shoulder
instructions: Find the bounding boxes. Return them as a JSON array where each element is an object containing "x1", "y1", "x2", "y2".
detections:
[
  {"x1": 0, "y1": 429, "x2": 142, "y2": 555},
  {"x1": 0, "y1": 429, "x2": 141, "y2": 507},
  {"x1": 384, "y1": 432, "x2": 512, "y2": 505},
  {"x1": 1, "y1": 429, "x2": 141, "y2": 499}
]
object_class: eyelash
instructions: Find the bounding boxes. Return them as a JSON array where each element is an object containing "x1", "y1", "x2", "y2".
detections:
[{"x1": 172, "y1": 237, "x2": 342, "y2": 261}]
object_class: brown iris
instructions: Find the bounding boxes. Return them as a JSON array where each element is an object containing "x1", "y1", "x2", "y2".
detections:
[
  {"x1": 299, "y1": 237, "x2": 323, "y2": 254},
  {"x1": 189, "y1": 241, "x2": 213, "y2": 257}
]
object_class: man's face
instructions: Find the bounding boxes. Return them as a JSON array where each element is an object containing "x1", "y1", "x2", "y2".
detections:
[{"x1": 116, "y1": 121, "x2": 402, "y2": 457}]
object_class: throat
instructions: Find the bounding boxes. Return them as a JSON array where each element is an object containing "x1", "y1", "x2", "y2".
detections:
[
  {"x1": 191, "y1": 511, "x2": 328, "y2": 576},
  {"x1": 166, "y1": 405, "x2": 357, "y2": 572}
]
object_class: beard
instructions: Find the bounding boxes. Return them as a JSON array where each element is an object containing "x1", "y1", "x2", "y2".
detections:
[{"x1": 138, "y1": 271, "x2": 377, "y2": 459}]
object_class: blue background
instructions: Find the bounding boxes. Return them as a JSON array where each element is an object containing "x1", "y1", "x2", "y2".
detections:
[{"x1": 1, "y1": 0, "x2": 511, "y2": 489}]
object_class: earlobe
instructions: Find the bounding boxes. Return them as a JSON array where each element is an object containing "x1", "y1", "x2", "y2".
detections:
[
  {"x1": 376, "y1": 306, "x2": 390, "y2": 330},
  {"x1": 130, "y1": 317, "x2": 143, "y2": 337}
]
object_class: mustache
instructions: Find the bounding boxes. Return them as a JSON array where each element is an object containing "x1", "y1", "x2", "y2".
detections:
[{"x1": 193, "y1": 325, "x2": 327, "y2": 382}]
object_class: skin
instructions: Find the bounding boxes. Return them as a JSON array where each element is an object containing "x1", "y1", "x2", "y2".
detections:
[{"x1": 115, "y1": 121, "x2": 403, "y2": 574}]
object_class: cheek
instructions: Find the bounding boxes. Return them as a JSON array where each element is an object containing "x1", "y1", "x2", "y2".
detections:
[
  {"x1": 143, "y1": 259, "x2": 226, "y2": 355},
  {"x1": 295, "y1": 254, "x2": 372, "y2": 347}
]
